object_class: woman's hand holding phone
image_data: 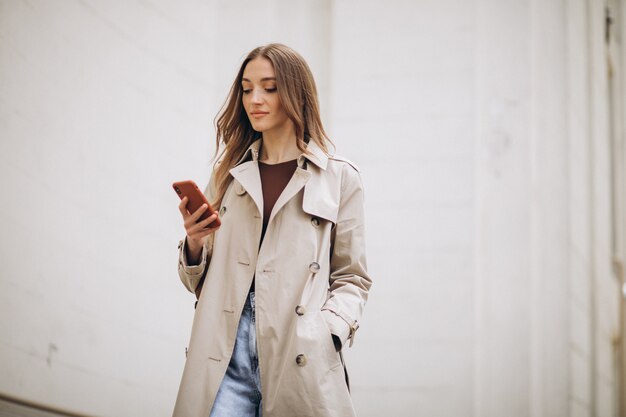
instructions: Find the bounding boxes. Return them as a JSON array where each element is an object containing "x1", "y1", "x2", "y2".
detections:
[
  {"x1": 173, "y1": 180, "x2": 221, "y2": 264},
  {"x1": 178, "y1": 196, "x2": 220, "y2": 265}
]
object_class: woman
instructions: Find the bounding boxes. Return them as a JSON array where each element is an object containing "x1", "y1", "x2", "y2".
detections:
[{"x1": 173, "y1": 43, "x2": 372, "y2": 417}]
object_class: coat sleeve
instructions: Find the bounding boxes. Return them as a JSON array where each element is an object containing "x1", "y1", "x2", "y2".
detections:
[
  {"x1": 321, "y1": 163, "x2": 373, "y2": 350},
  {"x1": 177, "y1": 168, "x2": 219, "y2": 294}
]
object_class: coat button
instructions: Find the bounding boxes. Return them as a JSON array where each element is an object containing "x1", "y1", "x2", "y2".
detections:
[
  {"x1": 219, "y1": 206, "x2": 227, "y2": 216},
  {"x1": 311, "y1": 217, "x2": 320, "y2": 227},
  {"x1": 295, "y1": 305, "x2": 306, "y2": 316},
  {"x1": 296, "y1": 354, "x2": 307, "y2": 366},
  {"x1": 309, "y1": 262, "x2": 320, "y2": 273}
]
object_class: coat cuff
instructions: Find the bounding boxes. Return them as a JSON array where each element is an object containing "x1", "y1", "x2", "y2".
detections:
[
  {"x1": 178, "y1": 238, "x2": 207, "y2": 275},
  {"x1": 321, "y1": 307, "x2": 359, "y2": 350},
  {"x1": 178, "y1": 238, "x2": 207, "y2": 292}
]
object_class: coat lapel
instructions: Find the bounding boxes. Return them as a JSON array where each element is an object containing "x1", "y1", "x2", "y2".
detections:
[
  {"x1": 229, "y1": 161, "x2": 264, "y2": 216},
  {"x1": 267, "y1": 167, "x2": 311, "y2": 226},
  {"x1": 228, "y1": 137, "x2": 336, "y2": 224},
  {"x1": 302, "y1": 173, "x2": 339, "y2": 224}
]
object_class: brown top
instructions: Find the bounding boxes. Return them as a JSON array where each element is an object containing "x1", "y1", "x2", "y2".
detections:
[
  {"x1": 250, "y1": 158, "x2": 298, "y2": 292},
  {"x1": 258, "y1": 158, "x2": 299, "y2": 244}
]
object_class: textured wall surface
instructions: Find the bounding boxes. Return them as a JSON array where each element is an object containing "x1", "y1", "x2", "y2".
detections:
[
  {"x1": 0, "y1": 1, "x2": 219, "y2": 415},
  {"x1": 0, "y1": 1, "x2": 623, "y2": 417},
  {"x1": 328, "y1": 1, "x2": 475, "y2": 415}
]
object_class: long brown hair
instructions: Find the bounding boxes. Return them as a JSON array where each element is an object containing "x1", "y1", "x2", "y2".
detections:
[{"x1": 210, "y1": 43, "x2": 333, "y2": 207}]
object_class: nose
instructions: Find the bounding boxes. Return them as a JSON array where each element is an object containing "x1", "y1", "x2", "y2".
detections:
[{"x1": 250, "y1": 88, "x2": 263, "y2": 104}]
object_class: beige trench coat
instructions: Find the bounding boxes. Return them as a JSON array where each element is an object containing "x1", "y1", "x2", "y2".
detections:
[{"x1": 173, "y1": 138, "x2": 372, "y2": 417}]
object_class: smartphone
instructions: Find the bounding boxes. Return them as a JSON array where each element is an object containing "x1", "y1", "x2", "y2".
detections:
[{"x1": 172, "y1": 180, "x2": 221, "y2": 228}]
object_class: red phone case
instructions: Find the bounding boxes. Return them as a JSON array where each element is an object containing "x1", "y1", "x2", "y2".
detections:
[{"x1": 172, "y1": 180, "x2": 221, "y2": 228}]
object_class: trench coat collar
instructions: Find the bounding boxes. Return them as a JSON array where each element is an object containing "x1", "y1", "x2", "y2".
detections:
[
  {"x1": 228, "y1": 137, "x2": 331, "y2": 223},
  {"x1": 298, "y1": 138, "x2": 328, "y2": 171},
  {"x1": 233, "y1": 137, "x2": 329, "y2": 170},
  {"x1": 233, "y1": 138, "x2": 262, "y2": 167}
]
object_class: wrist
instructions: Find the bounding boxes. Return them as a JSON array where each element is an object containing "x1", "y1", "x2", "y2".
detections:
[{"x1": 185, "y1": 237, "x2": 203, "y2": 264}]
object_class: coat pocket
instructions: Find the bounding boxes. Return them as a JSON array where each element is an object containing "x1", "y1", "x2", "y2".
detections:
[{"x1": 317, "y1": 310, "x2": 343, "y2": 371}]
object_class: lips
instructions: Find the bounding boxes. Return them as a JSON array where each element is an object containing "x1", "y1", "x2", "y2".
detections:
[{"x1": 251, "y1": 112, "x2": 269, "y2": 118}]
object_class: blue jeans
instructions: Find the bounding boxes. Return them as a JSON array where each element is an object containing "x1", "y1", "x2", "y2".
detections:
[{"x1": 210, "y1": 291, "x2": 262, "y2": 417}]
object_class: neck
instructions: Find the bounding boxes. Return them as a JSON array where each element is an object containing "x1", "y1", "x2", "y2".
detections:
[{"x1": 259, "y1": 126, "x2": 301, "y2": 164}]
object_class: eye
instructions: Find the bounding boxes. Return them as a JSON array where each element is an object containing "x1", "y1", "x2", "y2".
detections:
[
  {"x1": 266, "y1": 87, "x2": 277, "y2": 93},
  {"x1": 242, "y1": 89, "x2": 251, "y2": 94}
]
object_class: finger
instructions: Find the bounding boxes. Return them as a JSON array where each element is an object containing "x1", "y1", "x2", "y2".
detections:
[
  {"x1": 190, "y1": 204, "x2": 209, "y2": 222},
  {"x1": 190, "y1": 222, "x2": 220, "y2": 238},
  {"x1": 184, "y1": 205, "x2": 208, "y2": 229},
  {"x1": 192, "y1": 228, "x2": 217, "y2": 240},
  {"x1": 197, "y1": 212, "x2": 218, "y2": 229},
  {"x1": 178, "y1": 196, "x2": 189, "y2": 216},
  {"x1": 192, "y1": 212, "x2": 218, "y2": 231},
  {"x1": 188, "y1": 213, "x2": 217, "y2": 234}
]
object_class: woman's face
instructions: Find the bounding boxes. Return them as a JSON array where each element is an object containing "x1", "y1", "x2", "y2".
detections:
[{"x1": 241, "y1": 57, "x2": 292, "y2": 135}]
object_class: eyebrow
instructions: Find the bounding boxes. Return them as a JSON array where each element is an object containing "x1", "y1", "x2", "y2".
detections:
[{"x1": 241, "y1": 77, "x2": 276, "y2": 82}]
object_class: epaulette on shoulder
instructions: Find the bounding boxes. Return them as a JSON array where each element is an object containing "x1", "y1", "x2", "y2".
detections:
[{"x1": 328, "y1": 154, "x2": 361, "y2": 172}]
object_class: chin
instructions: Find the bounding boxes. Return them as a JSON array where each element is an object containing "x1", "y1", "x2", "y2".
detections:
[{"x1": 252, "y1": 123, "x2": 271, "y2": 133}]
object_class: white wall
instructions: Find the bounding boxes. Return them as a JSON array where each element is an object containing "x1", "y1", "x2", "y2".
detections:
[
  {"x1": 0, "y1": 1, "x2": 623, "y2": 417},
  {"x1": 329, "y1": 1, "x2": 475, "y2": 415},
  {"x1": 586, "y1": 0, "x2": 623, "y2": 414},
  {"x1": 567, "y1": 0, "x2": 596, "y2": 416},
  {"x1": 0, "y1": 1, "x2": 219, "y2": 415}
]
